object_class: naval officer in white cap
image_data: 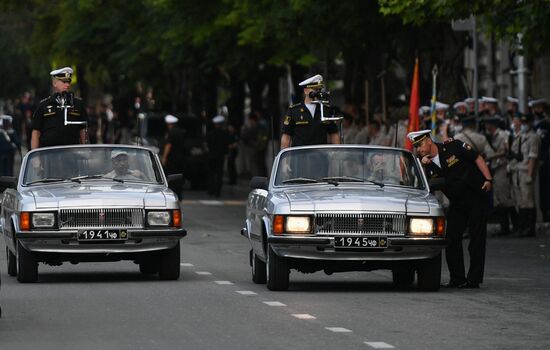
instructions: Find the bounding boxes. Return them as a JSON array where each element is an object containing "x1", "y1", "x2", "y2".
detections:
[
  {"x1": 407, "y1": 129, "x2": 493, "y2": 289},
  {"x1": 31, "y1": 66, "x2": 87, "y2": 149},
  {"x1": 280, "y1": 74, "x2": 339, "y2": 149}
]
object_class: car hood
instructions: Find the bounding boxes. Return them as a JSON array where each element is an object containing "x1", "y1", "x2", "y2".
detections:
[
  {"x1": 282, "y1": 186, "x2": 430, "y2": 213},
  {"x1": 23, "y1": 183, "x2": 167, "y2": 209}
]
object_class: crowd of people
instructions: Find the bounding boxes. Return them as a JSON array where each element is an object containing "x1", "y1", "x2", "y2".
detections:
[{"x1": 1, "y1": 68, "x2": 549, "y2": 234}]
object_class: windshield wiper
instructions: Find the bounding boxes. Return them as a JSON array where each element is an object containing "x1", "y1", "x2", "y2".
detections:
[
  {"x1": 282, "y1": 177, "x2": 319, "y2": 184},
  {"x1": 321, "y1": 176, "x2": 385, "y2": 188},
  {"x1": 70, "y1": 174, "x2": 124, "y2": 183},
  {"x1": 321, "y1": 176, "x2": 364, "y2": 183},
  {"x1": 26, "y1": 178, "x2": 68, "y2": 185}
]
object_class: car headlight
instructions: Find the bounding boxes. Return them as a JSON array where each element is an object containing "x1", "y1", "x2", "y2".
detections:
[
  {"x1": 409, "y1": 218, "x2": 434, "y2": 236},
  {"x1": 285, "y1": 216, "x2": 312, "y2": 234},
  {"x1": 32, "y1": 212, "x2": 56, "y2": 228},
  {"x1": 147, "y1": 211, "x2": 171, "y2": 226}
]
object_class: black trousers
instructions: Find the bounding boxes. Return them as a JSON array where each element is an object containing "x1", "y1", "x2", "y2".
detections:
[
  {"x1": 445, "y1": 192, "x2": 489, "y2": 284},
  {"x1": 208, "y1": 156, "x2": 225, "y2": 197}
]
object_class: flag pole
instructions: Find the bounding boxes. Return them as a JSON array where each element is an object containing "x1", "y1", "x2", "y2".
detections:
[{"x1": 430, "y1": 65, "x2": 438, "y2": 136}]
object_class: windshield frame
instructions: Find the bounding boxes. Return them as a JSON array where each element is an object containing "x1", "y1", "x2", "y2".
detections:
[
  {"x1": 272, "y1": 145, "x2": 427, "y2": 191},
  {"x1": 20, "y1": 145, "x2": 165, "y2": 187}
]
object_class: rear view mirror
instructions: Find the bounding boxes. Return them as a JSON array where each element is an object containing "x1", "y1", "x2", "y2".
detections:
[{"x1": 249, "y1": 176, "x2": 268, "y2": 191}]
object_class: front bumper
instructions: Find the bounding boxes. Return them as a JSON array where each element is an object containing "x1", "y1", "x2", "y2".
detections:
[
  {"x1": 16, "y1": 228, "x2": 187, "y2": 254},
  {"x1": 267, "y1": 235, "x2": 448, "y2": 261}
]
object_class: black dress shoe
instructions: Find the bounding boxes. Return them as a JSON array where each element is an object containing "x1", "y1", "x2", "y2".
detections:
[
  {"x1": 442, "y1": 280, "x2": 466, "y2": 288},
  {"x1": 458, "y1": 281, "x2": 480, "y2": 289}
]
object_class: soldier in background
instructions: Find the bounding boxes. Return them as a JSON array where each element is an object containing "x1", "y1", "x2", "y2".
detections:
[
  {"x1": 530, "y1": 99, "x2": 550, "y2": 221},
  {"x1": 206, "y1": 115, "x2": 230, "y2": 197},
  {"x1": 484, "y1": 117, "x2": 516, "y2": 235},
  {"x1": 453, "y1": 116, "x2": 489, "y2": 158},
  {"x1": 161, "y1": 114, "x2": 185, "y2": 198},
  {"x1": 509, "y1": 114, "x2": 541, "y2": 236}
]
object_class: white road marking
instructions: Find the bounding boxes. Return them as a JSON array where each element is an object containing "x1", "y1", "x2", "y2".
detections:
[
  {"x1": 214, "y1": 281, "x2": 234, "y2": 285},
  {"x1": 180, "y1": 263, "x2": 194, "y2": 267},
  {"x1": 236, "y1": 291, "x2": 257, "y2": 296},
  {"x1": 198, "y1": 200, "x2": 223, "y2": 205},
  {"x1": 195, "y1": 271, "x2": 212, "y2": 275},
  {"x1": 291, "y1": 314, "x2": 316, "y2": 320},
  {"x1": 326, "y1": 327, "x2": 352, "y2": 333},
  {"x1": 364, "y1": 342, "x2": 395, "y2": 349},
  {"x1": 263, "y1": 301, "x2": 286, "y2": 307}
]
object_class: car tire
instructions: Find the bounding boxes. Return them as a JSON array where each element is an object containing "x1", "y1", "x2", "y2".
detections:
[
  {"x1": 158, "y1": 242, "x2": 180, "y2": 281},
  {"x1": 392, "y1": 268, "x2": 415, "y2": 288},
  {"x1": 417, "y1": 253, "x2": 442, "y2": 291},
  {"x1": 16, "y1": 241, "x2": 38, "y2": 283},
  {"x1": 251, "y1": 251, "x2": 267, "y2": 284},
  {"x1": 139, "y1": 260, "x2": 159, "y2": 275},
  {"x1": 266, "y1": 244, "x2": 289, "y2": 291},
  {"x1": 6, "y1": 247, "x2": 17, "y2": 277}
]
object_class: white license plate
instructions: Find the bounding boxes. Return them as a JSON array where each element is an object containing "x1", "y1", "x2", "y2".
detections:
[
  {"x1": 78, "y1": 229, "x2": 128, "y2": 241},
  {"x1": 334, "y1": 236, "x2": 387, "y2": 248}
]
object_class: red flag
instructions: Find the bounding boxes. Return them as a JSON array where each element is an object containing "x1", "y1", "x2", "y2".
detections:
[{"x1": 404, "y1": 58, "x2": 420, "y2": 151}]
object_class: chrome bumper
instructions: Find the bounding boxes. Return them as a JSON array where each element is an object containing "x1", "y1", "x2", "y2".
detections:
[
  {"x1": 267, "y1": 236, "x2": 448, "y2": 261},
  {"x1": 16, "y1": 228, "x2": 186, "y2": 254}
]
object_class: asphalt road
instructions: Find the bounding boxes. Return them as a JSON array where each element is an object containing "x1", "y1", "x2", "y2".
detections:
[{"x1": 1, "y1": 187, "x2": 550, "y2": 350}]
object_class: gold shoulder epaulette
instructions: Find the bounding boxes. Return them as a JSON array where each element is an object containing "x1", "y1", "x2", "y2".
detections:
[
  {"x1": 40, "y1": 96, "x2": 50, "y2": 103},
  {"x1": 289, "y1": 102, "x2": 301, "y2": 109}
]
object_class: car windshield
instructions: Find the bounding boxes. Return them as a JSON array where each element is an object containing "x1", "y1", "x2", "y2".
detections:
[
  {"x1": 274, "y1": 147, "x2": 425, "y2": 189},
  {"x1": 23, "y1": 147, "x2": 163, "y2": 186}
]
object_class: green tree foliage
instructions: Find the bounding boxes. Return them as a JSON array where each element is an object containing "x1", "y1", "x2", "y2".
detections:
[{"x1": 379, "y1": 0, "x2": 550, "y2": 56}]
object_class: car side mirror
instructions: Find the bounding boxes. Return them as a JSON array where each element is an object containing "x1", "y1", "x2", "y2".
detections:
[
  {"x1": 167, "y1": 174, "x2": 183, "y2": 185},
  {"x1": 249, "y1": 176, "x2": 268, "y2": 191},
  {"x1": 428, "y1": 178, "x2": 445, "y2": 191},
  {"x1": 0, "y1": 176, "x2": 17, "y2": 190}
]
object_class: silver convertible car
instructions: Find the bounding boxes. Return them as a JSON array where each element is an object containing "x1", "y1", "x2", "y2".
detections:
[
  {"x1": 0, "y1": 145, "x2": 186, "y2": 283},
  {"x1": 242, "y1": 145, "x2": 448, "y2": 291}
]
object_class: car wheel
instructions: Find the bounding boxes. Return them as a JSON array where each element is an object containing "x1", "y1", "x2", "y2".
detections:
[
  {"x1": 251, "y1": 251, "x2": 267, "y2": 284},
  {"x1": 6, "y1": 247, "x2": 17, "y2": 277},
  {"x1": 16, "y1": 241, "x2": 38, "y2": 283},
  {"x1": 266, "y1": 244, "x2": 289, "y2": 291},
  {"x1": 392, "y1": 268, "x2": 415, "y2": 288},
  {"x1": 417, "y1": 253, "x2": 442, "y2": 291},
  {"x1": 158, "y1": 242, "x2": 180, "y2": 281}
]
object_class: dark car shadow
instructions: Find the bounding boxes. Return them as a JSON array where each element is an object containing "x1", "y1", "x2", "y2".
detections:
[
  {"x1": 288, "y1": 280, "x2": 418, "y2": 293},
  {"x1": 34, "y1": 270, "x2": 198, "y2": 284}
]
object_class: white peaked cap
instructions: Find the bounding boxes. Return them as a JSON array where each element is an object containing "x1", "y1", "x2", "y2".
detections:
[
  {"x1": 407, "y1": 129, "x2": 432, "y2": 146},
  {"x1": 212, "y1": 115, "x2": 225, "y2": 124},
  {"x1": 164, "y1": 114, "x2": 178, "y2": 124},
  {"x1": 481, "y1": 96, "x2": 498, "y2": 104},
  {"x1": 50, "y1": 67, "x2": 73, "y2": 77},
  {"x1": 298, "y1": 74, "x2": 324, "y2": 88}
]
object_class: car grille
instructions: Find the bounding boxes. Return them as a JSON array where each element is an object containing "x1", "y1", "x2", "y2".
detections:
[
  {"x1": 59, "y1": 209, "x2": 144, "y2": 229},
  {"x1": 314, "y1": 213, "x2": 406, "y2": 236}
]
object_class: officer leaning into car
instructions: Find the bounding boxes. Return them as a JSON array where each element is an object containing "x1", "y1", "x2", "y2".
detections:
[
  {"x1": 31, "y1": 67, "x2": 87, "y2": 149},
  {"x1": 280, "y1": 74, "x2": 340, "y2": 149},
  {"x1": 408, "y1": 129, "x2": 493, "y2": 289}
]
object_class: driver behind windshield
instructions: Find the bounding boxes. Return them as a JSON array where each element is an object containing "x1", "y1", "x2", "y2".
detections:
[
  {"x1": 367, "y1": 153, "x2": 386, "y2": 183},
  {"x1": 105, "y1": 150, "x2": 144, "y2": 180}
]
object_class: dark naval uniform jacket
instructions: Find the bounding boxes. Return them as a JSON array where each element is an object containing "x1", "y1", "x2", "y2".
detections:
[
  {"x1": 31, "y1": 93, "x2": 87, "y2": 147},
  {"x1": 423, "y1": 139, "x2": 486, "y2": 200},
  {"x1": 281, "y1": 102, "x2": 338, "y2": 147}
]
